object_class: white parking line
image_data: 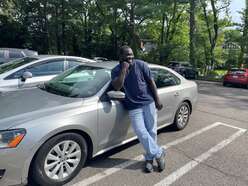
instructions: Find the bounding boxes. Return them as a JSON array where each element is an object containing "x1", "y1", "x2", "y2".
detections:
[
  {"x1": 72, "y1": 122, "x2": 228, "y2": 186},
  {"x1": 154, "y1": 127, "x2": 247, "y2": 186},
  {"x1": 216, "y1": 122, "x2": 246, "y2": 131}
]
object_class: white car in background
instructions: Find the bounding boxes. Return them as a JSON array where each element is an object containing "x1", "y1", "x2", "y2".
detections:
[{"x1": 0, "y1": 55, "x2": 95, "y2": 92}]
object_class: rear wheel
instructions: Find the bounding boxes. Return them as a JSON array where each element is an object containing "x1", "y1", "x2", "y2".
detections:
[
  {"x1": 173, "y1": 102, "x2": 190, "y2": 130},
  {"x1": 31, "y1": 133, "x2": 87, "y2": 186}
]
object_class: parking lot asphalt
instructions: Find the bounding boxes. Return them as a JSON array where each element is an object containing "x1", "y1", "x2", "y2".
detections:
[{"x1": 30, "y1": 81, "x2": 248, "y2": 186}]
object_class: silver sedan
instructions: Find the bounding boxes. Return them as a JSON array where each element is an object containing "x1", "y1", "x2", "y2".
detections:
[
  {"x1": 0, "y1": 55, "x2": 95, "y2": 92},
  {"x1": 0, "y1": 61, "x2": 197, "y2": 186}
]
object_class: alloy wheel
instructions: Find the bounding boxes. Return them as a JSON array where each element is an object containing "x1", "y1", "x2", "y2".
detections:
[
  {"x1": 177, "y1": 105, "x2": 189, "y2": 129},
  {"x1": 44, "y1": 140, "x2": 81, "y2": 181}
]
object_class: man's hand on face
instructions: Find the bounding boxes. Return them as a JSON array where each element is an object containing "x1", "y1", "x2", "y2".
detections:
[
  {"x1": 120, "y1": 47, "x2": 134, "y2": 71},
  {"x1": 121, "y1": 61, "x2": 130, "y2": 71},
  {"x1": 155, "y1": 101, "x2": 163, "y2": 110}
]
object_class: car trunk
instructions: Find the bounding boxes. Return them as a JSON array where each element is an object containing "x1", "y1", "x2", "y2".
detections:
[{"x1": 225, "y1": 69, "x2": 248, "y2": 84}]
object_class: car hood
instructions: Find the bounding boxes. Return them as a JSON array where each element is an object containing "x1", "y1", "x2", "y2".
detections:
[{"x1": 0, "y1": 88, "x2": 83, "y2": 130}]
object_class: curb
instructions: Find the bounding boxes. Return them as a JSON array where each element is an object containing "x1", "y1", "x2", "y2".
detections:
[{"x1": 195, "y1": 80, "x2": 222, "y2": 85}]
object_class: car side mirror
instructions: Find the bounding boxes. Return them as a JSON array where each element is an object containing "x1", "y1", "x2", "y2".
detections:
[
  {"x1": 107, "y1": 91, "x2": 125, "y2": 101},
  {"x1": 21, "y1": 71, "x2": 33, "y2": 82}
]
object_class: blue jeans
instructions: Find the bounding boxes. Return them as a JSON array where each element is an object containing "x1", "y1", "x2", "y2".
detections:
[{"x1": 128, "y1": 102, "x2": 163, "y2": 160}]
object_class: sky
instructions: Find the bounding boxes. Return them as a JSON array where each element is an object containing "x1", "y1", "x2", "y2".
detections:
[{"x1": 229, "y1": 0, "x2": 246, "y2": 23}]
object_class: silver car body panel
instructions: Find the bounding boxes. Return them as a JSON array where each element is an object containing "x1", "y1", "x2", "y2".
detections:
[{"x1": 0, "y1": 62, "x2": 198, "y2": 186}]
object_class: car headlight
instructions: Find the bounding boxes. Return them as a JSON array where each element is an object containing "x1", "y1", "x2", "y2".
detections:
[{"x1": 0, "y1": 129, "x2": 26, "y2": 149}]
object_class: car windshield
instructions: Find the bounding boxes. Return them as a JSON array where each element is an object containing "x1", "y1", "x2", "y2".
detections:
[
  {"x1": 169, "y1": 63, "x2": 179, "y2": 67},
  {"x1": 0, "y1": 57, "x2": 38, "y2": 74},
  {"x1": 229, "y1": 69, "x2": 245, "y2": 74},
  {"x1": 181, "y1": 63, "x2": 192, "y2": 67},
  {"x1": 42, "y1": 65, "x2": 111, "y2": 98}
]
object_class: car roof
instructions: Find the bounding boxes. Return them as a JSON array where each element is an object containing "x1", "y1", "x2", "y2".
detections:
[
  {"x1": 84, "y1": 60, "x2": 174, "y2": 70},
  {"x1": 85, "y1": 61, "x2": 118, "y2": 69},
  {"x1": 0, "y1": 48, "x2": 37, "y2": 52},
  {"x1": 35, "y1": 55, "x2": 64, "y2": 59},
  {"x1": 83, "y1": 60, "x2": 186, "y2": 82},
  {"x1": 36, "y1": 55, "x2": 96, "y2": 62}
]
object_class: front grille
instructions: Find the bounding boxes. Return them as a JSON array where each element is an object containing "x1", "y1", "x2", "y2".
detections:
[{"x1": 0, "y1": 169, "x2": 5, "y2": 179}]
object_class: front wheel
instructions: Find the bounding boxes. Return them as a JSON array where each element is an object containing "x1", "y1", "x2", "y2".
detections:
[
  {"x1": 173, "y1": 102, "x2": 190, "y2": 130},
  {"x1": 31, "y1": 133, "x2": 87, "y2": 186}
]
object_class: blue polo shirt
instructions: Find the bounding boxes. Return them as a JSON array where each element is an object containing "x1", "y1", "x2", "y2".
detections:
[{"x1": 111, "y1": 59, "x2": 154, "y2": 110}]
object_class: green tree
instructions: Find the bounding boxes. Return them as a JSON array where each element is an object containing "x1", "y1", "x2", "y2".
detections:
[{"x1": 200, "y1": 0, "x2": 231, "y2": 70}]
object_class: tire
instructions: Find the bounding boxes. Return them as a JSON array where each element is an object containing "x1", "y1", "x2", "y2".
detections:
[
  {"x1": 223, "y1": 82, "x2": 228, "y2": 87},
  {"x1": 31, "y1": 133, "x2": 87, "y2": 186},
  {"x1": 173, "y1": 102, "x2": 190, "y2": 130}
]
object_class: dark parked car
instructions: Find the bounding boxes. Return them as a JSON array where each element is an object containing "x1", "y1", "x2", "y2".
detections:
[
  {"x1": 167, "y1": 61, "x2": 198, "y2": 79},
  {"x1": 223, "y1": 68, "x2": 248, "y2": 88},
  {"x1": 0, "y1": 48, "x2": 38, "y2": 64}
]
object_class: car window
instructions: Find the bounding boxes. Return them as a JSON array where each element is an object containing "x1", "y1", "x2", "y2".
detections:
[
  {"x1": 9, "y1": 51, "x2": 23, "y2": 58},
  {"x1": 67, "y1": 59, "x2": 84, "y2": 69},
  {"x1": 229, "y1": 69, "x2": 245, "y2": 74},
  {"x1": 25, "y1": 60, "x2": 64, "y2": 77},
  {"x1": 168, "y1": 63, "x2": 179, "y2": 67},
  {"x1": 1, "y1": 57, "x2": 38, "y2": 77},
  {"x1": 151, "y1": 68, "x2": 180, "y2": 88},
  {"x1": 42, "y1": 65, "x2": 111, "y2": 98},
  {"x1": 0, "y1": 50, "x2": 5, "y2": 58},
  {"x1": 181, "y1": 63, "x2": 191, "y2": 67}
]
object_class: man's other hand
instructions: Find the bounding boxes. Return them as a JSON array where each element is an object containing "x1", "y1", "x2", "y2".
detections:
[{"x1": 155, "y1": 101, "x2": 163, "y2": 110}]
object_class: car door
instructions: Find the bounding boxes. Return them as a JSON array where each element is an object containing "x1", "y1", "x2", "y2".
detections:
[
  {"x1": 18, "y1": 58, "x2": 66, "y2": 89},
  {"x1": 97, "y1": 85, "x2": 131, "y2": 150},
  {"x1": 150, "y1": 68, "x2": 182, "y2": 126}
]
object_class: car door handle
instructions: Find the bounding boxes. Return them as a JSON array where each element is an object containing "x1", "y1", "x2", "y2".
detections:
[{"x1": 174, "y1": 92, "x2": 179, "y2": 97}]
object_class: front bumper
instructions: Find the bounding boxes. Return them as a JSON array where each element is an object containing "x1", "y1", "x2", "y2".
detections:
[{"x1": 0, "y1": 148, "x2": 28, "y2": 186}]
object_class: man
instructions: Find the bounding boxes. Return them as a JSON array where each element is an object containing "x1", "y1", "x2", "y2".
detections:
[{"x1": 111, "y1": 45, "x2": 165, "y2": 173}]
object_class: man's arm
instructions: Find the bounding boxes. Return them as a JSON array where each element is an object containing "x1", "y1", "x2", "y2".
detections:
[
  {"x1": 147, "y1": 78, "x2": 163, "y2": 110},
  {"x1": 111, "y1": 62, "x2": 129, "y2": 91}
]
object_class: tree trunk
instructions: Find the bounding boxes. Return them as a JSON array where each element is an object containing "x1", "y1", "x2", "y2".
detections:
[
  {"x1": 189, "y1": 0, "x2": 196, "y2": 68},
  {"x1": 129, "y1": 1, "x2": 138, "y2": 56},
  {"x1": 201, "y1": 0, "x2": 219, "y2": 70},
  {"x1": 244, "y1": 0, "x2": 248, "y2": 65},
  {"x1": 55, "y1": 5, "x2": 61, "y2": 54},
  {"x1": 113, "y1": 6, "x2": 118, "y2": 58},
  {"x1": 61, "y1": 0, "x2": 66, "y2": 55},
  {"x1": 161, "y1": 12, "x2": 165, "y2": 45},
  {"x1": 44, "y1": 0, "x2": 50, "y2": 53}
]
